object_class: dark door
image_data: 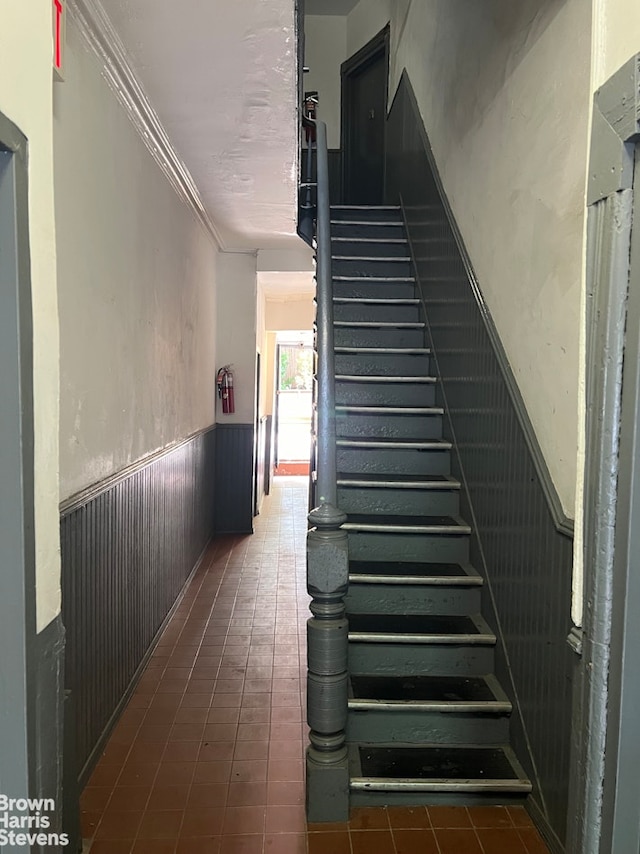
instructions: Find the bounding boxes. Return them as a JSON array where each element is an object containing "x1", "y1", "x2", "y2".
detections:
[{"x1": 342, "y1": 29, "x2": 388, "y2": 205}]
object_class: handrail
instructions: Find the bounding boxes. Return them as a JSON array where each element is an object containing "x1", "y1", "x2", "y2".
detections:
[
  {"x1": 309, "y1": 119, "x2": 340, "y2": 519},
  {"x1": 301, "y1": 112, "x2": 350, "y2": 821}
]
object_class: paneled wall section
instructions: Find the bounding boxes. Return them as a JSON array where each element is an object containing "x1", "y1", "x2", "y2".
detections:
[
  {"x1": 386, "y1": 74, "x2": 574, "y2": 850},
  {"x1": 60, "y1": 428, "x2": 216, "y2": 781}
]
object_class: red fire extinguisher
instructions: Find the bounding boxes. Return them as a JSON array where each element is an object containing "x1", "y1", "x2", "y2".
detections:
[{"x1": 216, "y1": 365, "x2": 235, "y2": 414}]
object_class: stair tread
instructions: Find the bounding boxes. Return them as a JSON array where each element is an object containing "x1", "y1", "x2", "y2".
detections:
[
  {"x1": 336, "y1": 405, "x2": 442, "y2": 415},
  {"x1": 350, "y1": 674, "x2": 507, "y2": 705},
  {"x1": 331, "y1": 220, "x2": 404, "y2": 226},
  {"x1": 333, "y1": 255, "x2": 411, "y2": 261},
  {"x1": 338, "y1": 473, "x2": 459, "y2": 489},
  {"x1": 334, "y1": 298, "x2": 419, "y2": 304},
  {"x1": 336, "y1": 375, "x2": 436, "y2": 383},
  {"x1": 351, "y1": 745, "x2": 531, "y2": 791},
  {"x1": 337, "y1": 437, "x2": 450, "y2": 449},
  {"x1": 348, "y1": 560, "x2": 480, "y2": 586},
  {"x1": 344, "y1": 514, "x2": 470, "y2": 534},
  {"x1": 333, "y1": 276, "x2": 415, "y2": 282},
  {"x1": 331, "y1": 205, "x2": 401, "y2": 210},
  {"x1": 332, "y1": 237, "x2": 408, "y2": 244},
  {"x1": 335, "y1": 347, "x2": 430, "y2": 354},
  {"x1": 334, "y1": 320, "x2": 425, "y2": 328}
]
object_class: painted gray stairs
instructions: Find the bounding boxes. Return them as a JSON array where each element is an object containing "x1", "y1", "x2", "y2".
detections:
[{"x1": 330, "y1": 205, "x2": 532, "y2": 806}]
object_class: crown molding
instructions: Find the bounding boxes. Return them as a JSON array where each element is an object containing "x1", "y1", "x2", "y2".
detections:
[{"x1": 67, "y1": 0, "x2": 226, "y2": 250}]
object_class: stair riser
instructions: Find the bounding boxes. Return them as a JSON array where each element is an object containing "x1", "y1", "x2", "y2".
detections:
[
  {"x1": 348, "y1": 643, "x2": 494, "y2": 676},
  {"x1": 332, "y1": 223, "x2": 405, "y2": 239},
  {"x1": 333, "y1": 259, "x2": 413, "y2": 278},
  {"x1": 331, "y1": 207, "x2": 401, "y2": 222},
  {"x1": 333, "y1": 281, "x2": 417, "y2": 300},
  {"x1": 337, "y1": 486, "x2": 459, "y2": 517},
  {"x1": 332, "y1": 239, "x2": 409, "y2": 258},
  {"x1": 347, "y1": 531, "x2": 469, "y2": 564},
  {"x1": 345, "y1": 584, "x2": 480, "y2": 616},
  {"x1": 336, "y1": 382, "x2": 435, "y2": 407},
  {"x1": 335, "y1": 352, "x2": 431, "y2": 377},
  {"x1": 347, "y1": 711, "x2": 510, "y2": 745},
  {"x1": 334, "y1": 303, "x2": 421, "y2": 323},
  {"x1": 349, "y1": 790, "x2": 528, "y2": 808},
  {"x1": 337, "y1": 448, "x2": 450, "y2": 476},
  {"x1": 336, "y1": 413, "x2": 443, "y2": 439},
  {"x1": 334, "y1": 327, "x2": 426, "y2": 348}
]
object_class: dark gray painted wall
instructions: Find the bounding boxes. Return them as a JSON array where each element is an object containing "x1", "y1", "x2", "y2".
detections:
[
  {"x1": 33, "y1": 616, "x2": 69, "y2": 851},
  {"x1": 385, "y1": 73, "x2": 574, "y2": 850},
  {"x1": 60, "y1": 427, "x2": 216, "y2": 782},
  {"x1": 215, "y1": 424, "x2": 255, "y2": 534}
]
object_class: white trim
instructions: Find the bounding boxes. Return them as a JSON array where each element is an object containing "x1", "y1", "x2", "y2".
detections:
[{"x1": 67, "y1": 0, "x2": 225, "y2": 250}]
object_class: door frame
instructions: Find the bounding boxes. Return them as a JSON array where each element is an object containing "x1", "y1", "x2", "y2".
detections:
[
  {"x1": 340, "y1": 24, "x2": 390, "y2": 205},
  {"x1": 0, "y1": 110, "x2": 37, "y2": 823},
  {"x1": 568, "y1": 54, "x2": 640, "y2": 854}
]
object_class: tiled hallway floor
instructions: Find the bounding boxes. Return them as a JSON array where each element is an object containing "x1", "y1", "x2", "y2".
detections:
[{"x1": 80, "y1": 477, "x2": 551, "y2": 854}]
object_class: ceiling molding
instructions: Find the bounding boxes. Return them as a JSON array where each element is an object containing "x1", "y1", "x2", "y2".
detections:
[{"x1": 67, "y1": 0, "x2": 226, "y2": 250}]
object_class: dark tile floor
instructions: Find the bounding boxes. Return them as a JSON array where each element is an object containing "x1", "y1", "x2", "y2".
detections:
[{"x1": 80, "y1": 476, "x2": 551, "y2": 854}]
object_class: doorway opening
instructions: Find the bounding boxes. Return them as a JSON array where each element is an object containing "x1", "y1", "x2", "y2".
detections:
[
  {"x1": 0, "y1": 115, "x2": 36, "y2": 814},
  {"x1": 341, "y1": 25, "x2": 389, "y2": 205},
  {"x1": 274, "y1": 331, "x2": 313, "y2": 476}
]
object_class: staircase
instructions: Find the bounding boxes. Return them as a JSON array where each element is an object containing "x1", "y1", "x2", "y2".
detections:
[{"x1": 328, "y1": 205, "x2": 532, "y2": 807}]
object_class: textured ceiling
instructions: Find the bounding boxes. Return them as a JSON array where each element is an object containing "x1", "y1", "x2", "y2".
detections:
[{"x1": 103, "y1": 0, "x2": 300, "y2": 250}]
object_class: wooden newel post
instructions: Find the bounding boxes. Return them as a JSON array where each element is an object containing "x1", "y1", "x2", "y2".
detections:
[{"x1": 306, "y1": 502, "x2": 349, "y2": 822}]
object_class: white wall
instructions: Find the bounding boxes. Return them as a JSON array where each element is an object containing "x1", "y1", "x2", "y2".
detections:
[
  {"x1": 304, "y1": 16, "x2": 347, "y2": 148},
  {"x1": 265, "y1": 296, "x2": 315, "y2": 331},
  {"x1": 0, "y1": 1, "x2": 61, "y2": 631},
  {"x1": 593, "y1": 0, "x2": 640, "y2": 87},
  {"x1": 347, "y1": 0, "x2": 390, "y2": 57},
  {"x1": 55, "y1": 14, "x2": 219, "y2": 500},
  {"x1": 215, "y1": 252, "x2": 258, "y2": 424},
  {"x1": 386, "y1": 0, "x2": 591, "y2": 515}
]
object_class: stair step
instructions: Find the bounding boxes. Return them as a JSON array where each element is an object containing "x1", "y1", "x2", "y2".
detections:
[
  {"x1": 336, "y1": 405, "x2": 441, "y2": 414},
  {"x1": 335, "y1": 347, "x2": 429, "y2": 354},
  {"x1": 332, "y1": 238, "x2": 409, "y2": 258},
  {"x1": 343, "y1": 514, "x2": 471, "y2": 535},
  {"x1": 335, "y1": 407, "x2": 443, "y2": 439},
  {"x1": 334, "y1": 323, "x2": 424, "y2": 329},
  {"x1": 350, "y1": 745, "x2": 532, "y2": 794},
  {"x1": 336, "y1": 375, "x2": 435, "y2": 384},
  {"x1": 335, "y1": 377, "x2": 436, "y2": 406},
  {"x1": 335, "y1": 351, "x2": 431, "y2": 379},
  {"x1": 337, "y1": 437, "x2": 450, "y2": 450},
  {"x1": 333, "y1": 277, "x2": 417, "y2": 299},
  {"x1": 347, "y1": 613, "x2": 495, "y2": 645},
  {"x1": 333, "y1": 255, "x2": 411, "y2": 262},
  {"x1": 331, "y1": 206, "x2": 402, "y2": 224},
  {"x1": 333, "y1": 237, "x2": 407, "y2": 244},
  {"x1": 349, "y1": 674, "x2": 511, "y2": 712},
  {"x1": 333, "y1": 257, "x2": 413, "y2": 278},
  {"x1": 333, "y1": 276, "x2": 415, "y2": 283},
  {"x1": 334, "y1": 298, "x2": 420, "y2": 305},
  {"x1": 331, "y1": 220, "x2": 404, "y2": 227},
  {"x1": 349, "y1": 561, "x2": 480, "y2": 585},
  {"x1": 338, "y1": 473, "x2": 458, "y2": 489}
]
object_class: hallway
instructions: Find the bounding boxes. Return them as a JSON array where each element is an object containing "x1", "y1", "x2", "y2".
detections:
[{"x1": 80, "y1": 477, "x2": 550, "y2": 854}]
